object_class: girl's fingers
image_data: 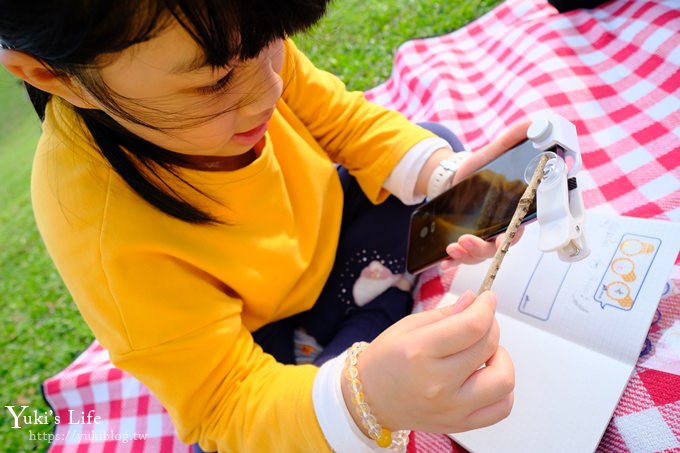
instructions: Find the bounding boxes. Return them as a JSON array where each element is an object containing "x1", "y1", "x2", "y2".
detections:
[
  {"x1": 460, "y1": 392, "x2": 515, "y2": 432},
  {"x1": 452, "y1": 121, "x2": 532, "y2": 184},
  {"x1": 445, "y1": 235, "x2": 496, "y2": 265},
  {"x1": 388, "y1": 290, "x2": 477, "y2": 333},
  {"x1": 479, "y1": 121, "x2": 532, "y2": 159},
  {"x1": 453, "y1": 346, "x2": 515, "y2": 431},
  {"x1": 429, "y1": 314, "x2": 501, "y2": 381},
  {"x1": 447, "y1": 290, "x2": 478, "y2": 315},
  {"x1": 444, "y1": 226, "x2": 526, "y2": 268},
  {"x1": 456, "y1": 346, "x2": 515, "y2": 410},
  {"x1": 358, "y1": 294, "x2": 513, "y2": 434},
  {"x1": 408, "y1": 291, "x2": 498, "y2": 359},
  {"x1": 408, "y1": 343, "x2": 514, "y2": 433},
  {"x1": 457, "y1": 235, "x2": 497, "y2": 259}
]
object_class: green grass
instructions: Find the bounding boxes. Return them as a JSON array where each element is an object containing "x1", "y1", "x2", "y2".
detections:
[
  {"x1": 0, "y1": 71, "x2": 96, "y2": 451},
  {"x1": 0, "y1": 0, "x2": 500, "y2": 450},
  {"x1": 297, "y1": 0, "x2": 502, "y2": 90}
]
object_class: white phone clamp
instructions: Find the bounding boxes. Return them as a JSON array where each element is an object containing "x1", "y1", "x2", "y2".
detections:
[{"x1": 525, "y1": 114, "x2": 590, "y2": 262}]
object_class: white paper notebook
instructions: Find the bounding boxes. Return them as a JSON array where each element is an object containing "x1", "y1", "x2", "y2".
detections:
[{"x1": 442, "y1": 213, "x2": 680, "y2": 453}]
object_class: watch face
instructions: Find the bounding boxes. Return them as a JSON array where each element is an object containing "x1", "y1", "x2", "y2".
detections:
[
  {"x1": 440, "y1": 161, "x2": 455, "y2": 172},
  {"x1": 428, "y1": 153, "x2": 471, "y2": 199},
  {"x1": 441, "y1": 155, "x2": 465, "y2": 171}
]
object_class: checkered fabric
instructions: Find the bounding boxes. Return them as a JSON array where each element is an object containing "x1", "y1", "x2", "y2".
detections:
[
  {"x1": 43, "y1": 344, "x2": 190, "y2": 452},
  {"x1": 43, "y1": 0, "x2": 679, "y2": 451}
]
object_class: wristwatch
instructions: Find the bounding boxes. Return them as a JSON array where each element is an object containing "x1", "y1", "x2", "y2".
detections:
[{"x1": 426, "y1": 152, "x2": 471, "y2": 200}]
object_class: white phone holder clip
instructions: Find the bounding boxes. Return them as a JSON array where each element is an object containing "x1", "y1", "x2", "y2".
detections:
[{"x1": 525, "y1": 114, "x2": 590, "y2": 262}]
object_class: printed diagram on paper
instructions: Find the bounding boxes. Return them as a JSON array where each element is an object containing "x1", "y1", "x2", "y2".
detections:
[
  {"x1": 445, "y1": 213, "x2": 680, "y2": 453},
  {"x1": 594, "y1": 235, "x2": 661, "y2": 311},
  {"x1": 517, "y1": 234, "x2": 662, "y2": 322}
]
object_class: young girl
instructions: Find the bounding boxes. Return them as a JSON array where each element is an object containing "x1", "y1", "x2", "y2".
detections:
[{"x1": 1, "y1": 1, "x2": 520, "y2": 451}]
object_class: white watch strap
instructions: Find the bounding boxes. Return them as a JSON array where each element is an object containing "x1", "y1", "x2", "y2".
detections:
[
  {"x1": 426, "y1": 151, "x2": 471, "y2": 200},
  {"x1": 384, "y1": 137, "x2": 452, "y2": 205}
]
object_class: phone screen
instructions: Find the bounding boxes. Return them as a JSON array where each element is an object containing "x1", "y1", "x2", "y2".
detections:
[{"x1": 406, "y1": 139, "x2": 555, "y2": 274}]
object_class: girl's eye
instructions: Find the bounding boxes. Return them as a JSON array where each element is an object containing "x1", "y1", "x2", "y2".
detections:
[{"x1": 197, "y1": 71, "x2": 234, "y2": 95}]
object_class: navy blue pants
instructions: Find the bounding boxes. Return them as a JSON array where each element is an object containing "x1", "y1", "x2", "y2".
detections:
[{"x1": 192, "y1": 123, "x2": 462, "y2": 453}]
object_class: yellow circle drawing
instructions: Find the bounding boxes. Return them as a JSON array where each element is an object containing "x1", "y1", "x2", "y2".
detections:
[
  {"x1": 611, "y1": 257, "x2": 636, "y2": 282},
  {"x1": 606, "y1": 281, "x2": 633, "y2": 308},
  {"x1": 619, "y1": 238, "x2": 655, "y2": 256}
]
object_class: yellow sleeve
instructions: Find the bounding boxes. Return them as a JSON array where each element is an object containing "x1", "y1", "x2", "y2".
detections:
[
  {"x1": 107, "y1": 251, "x2": 328, "y2": 452},
  {"x1": 281, "y1": 39, "x2": 435, "y2": 203}
]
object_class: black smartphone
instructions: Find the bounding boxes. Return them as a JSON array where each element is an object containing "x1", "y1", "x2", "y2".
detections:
[{"x1": 406, "y1": 139, "x2": 561, "y2": 274}]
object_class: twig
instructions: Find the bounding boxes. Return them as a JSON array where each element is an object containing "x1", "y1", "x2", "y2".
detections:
[{"x1": 477, "y1": 153, "x2": 549, "y2": 294}]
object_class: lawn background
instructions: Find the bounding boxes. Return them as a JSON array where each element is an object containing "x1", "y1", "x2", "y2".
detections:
[{"x1": 0, "y1": 0, "x2": 500, "y2": 450}]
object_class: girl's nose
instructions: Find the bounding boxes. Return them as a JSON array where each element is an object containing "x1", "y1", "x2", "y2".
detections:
[{"x1": 237, "y1": 58, "x2": 283, "y2": 117}]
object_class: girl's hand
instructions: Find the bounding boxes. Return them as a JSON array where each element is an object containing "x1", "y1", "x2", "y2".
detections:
[
  {"x1": 441, "y1": 120, "x2": 532, "y2": 269},
  {"x1": 441, "y1": 229, "x2": 523, "y2": 269},
  {"x1": 341, "y1": 291, "x2": 514, "y2": 434},
  {"x1": 451, "y1": 121, "x2": 532, "y2": 186}
]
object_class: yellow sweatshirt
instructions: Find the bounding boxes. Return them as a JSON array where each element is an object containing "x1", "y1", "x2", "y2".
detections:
[{"x1": 31, "y1": 40, "x2": 434, "y2": 452}]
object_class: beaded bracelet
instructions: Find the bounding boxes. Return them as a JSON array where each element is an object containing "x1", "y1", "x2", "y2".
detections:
[{"x1": 344, "y1": 342, "x2": 410, "y2": 452}]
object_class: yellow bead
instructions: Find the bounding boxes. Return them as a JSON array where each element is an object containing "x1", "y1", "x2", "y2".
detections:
[
  {"x1": 351, "y1": 378, "x2": 362, "y2": 393},
  {"x1": 376, "y1": 428, "x2": 392, "y2": 448}
]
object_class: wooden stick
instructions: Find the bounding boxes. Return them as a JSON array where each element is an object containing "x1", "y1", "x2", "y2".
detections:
[{"x1": 477, "y1": 153, "x2": 550, "y2": 294}]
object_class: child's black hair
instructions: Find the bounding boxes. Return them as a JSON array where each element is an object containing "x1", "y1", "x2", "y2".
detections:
[{"x1": 0, "y1": 0, "x2": 330, "y2": 223}]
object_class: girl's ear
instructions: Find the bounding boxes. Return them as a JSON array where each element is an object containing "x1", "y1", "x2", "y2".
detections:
[{"x1": 0, "y1": 49, "x2": 95, "y2": 109}]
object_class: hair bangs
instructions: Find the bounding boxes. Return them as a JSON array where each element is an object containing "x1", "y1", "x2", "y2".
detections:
[{"x1": 172, "y1": 0, "x2": 328, "y2": 68}]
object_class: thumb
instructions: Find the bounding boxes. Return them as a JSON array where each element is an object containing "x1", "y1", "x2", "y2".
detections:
[
  {"x1": 398, "y1": 291, "x2": 478, "y2": 332},
  {"x1": 442, "y1": 290, "x2": 479, "y2": 315}
]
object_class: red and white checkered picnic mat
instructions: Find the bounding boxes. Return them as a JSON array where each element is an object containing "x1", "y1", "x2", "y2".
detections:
[{"x1": 44, "y1": 0, "x2": 680, "y2": 451}]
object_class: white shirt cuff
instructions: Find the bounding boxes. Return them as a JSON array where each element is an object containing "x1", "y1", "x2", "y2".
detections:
[
  {"x1": 312, "y1": 353, "x2": 388, "y2": 453},
  {"x1": 383, "y1": 137, "x2": 452, "y2": 205}
]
